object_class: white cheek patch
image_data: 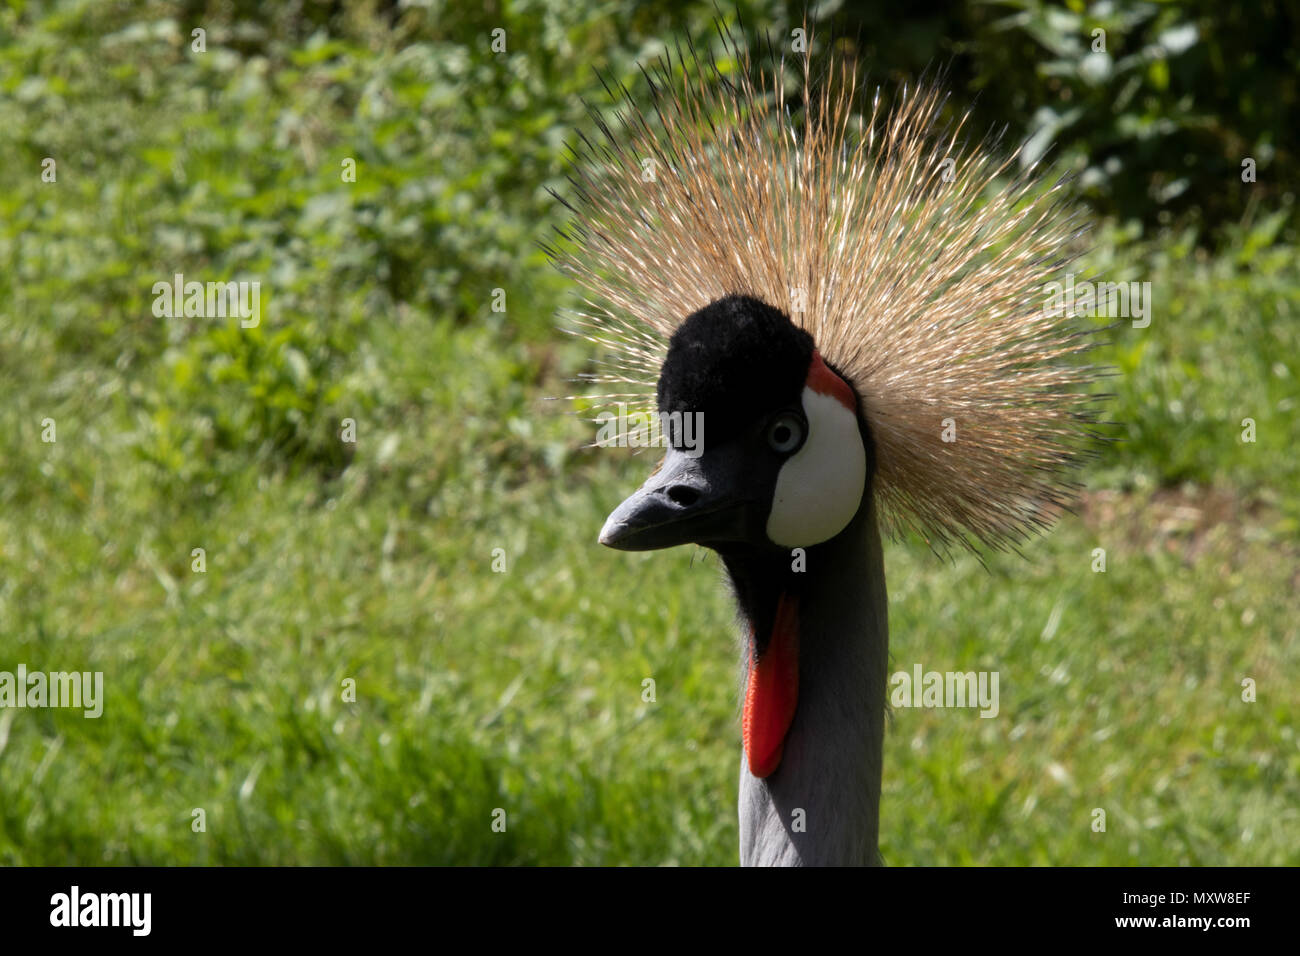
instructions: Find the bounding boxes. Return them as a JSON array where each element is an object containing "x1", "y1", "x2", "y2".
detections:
[{"x1": 765, "y1": 386, "x2": 867, "y2": 548}]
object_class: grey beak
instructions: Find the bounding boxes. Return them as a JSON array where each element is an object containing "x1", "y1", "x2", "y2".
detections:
[{"x1": 599, "y1": 444, "x2": 763, "y2": 551}]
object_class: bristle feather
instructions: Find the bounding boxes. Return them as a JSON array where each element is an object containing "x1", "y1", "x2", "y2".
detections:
[{"x1": 550, "y1": 24, "x2": 1106, "y2": 552}]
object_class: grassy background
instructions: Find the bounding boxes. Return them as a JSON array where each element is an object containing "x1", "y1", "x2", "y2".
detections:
[{"x1": 0, "y1": 1, "x2": 1296, "y2": 865}]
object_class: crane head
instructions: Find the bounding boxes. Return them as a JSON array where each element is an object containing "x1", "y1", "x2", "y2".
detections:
[{"x1": 599, "y1": 294, "x2": 870, "y2": 554}]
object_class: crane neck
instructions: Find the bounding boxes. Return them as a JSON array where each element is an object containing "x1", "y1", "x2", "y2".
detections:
[{"x1": 722, "y1": 492, "x2": 889, "y2": 866}]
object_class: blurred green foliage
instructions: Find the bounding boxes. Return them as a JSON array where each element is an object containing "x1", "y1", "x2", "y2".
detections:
[
  {"x1": 976, "y1": 0, "x2": 1297, "y2": 238},
  {"x1": 2, "y1": 0, "x2": 1294, "y2": 485},
  {"x1": 802, "y1": 0, "x2": 1299, "y2": 241}
]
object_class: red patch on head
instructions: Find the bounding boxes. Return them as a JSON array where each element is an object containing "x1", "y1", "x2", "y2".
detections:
[
  {"x1": 805, "y1": 350, "x2": 857, "y2": 412},
  {"x1": 742, "y1": 593, "x2": 800, "y2": 778}
]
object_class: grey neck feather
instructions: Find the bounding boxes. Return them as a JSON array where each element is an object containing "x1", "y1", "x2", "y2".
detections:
[{"x1": 737, "y1": 495, "x2": 889, "y2": 866}]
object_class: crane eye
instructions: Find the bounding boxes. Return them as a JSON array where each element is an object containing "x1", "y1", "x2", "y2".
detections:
[{"x1": 766, "y1": 413, "x2": 806, "y2": 454}]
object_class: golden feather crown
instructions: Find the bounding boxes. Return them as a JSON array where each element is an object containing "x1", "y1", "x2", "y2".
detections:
[{"x1": 547, "y1": 25, "x2": 1106, "y2": 553}]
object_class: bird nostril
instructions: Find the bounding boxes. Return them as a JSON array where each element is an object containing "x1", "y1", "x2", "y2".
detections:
[{"x1": 666, "y1": 485, "x2": 700, "y2": 507}]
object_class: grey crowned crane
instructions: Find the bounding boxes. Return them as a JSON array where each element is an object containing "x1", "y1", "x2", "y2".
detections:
[{"x1": 547, "y1": 26, "x2": 1105, "y2": 866}]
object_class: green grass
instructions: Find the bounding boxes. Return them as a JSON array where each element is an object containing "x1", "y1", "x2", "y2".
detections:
[
  {"x1": 2, "y1": 268, "x2": 1296, "y2": 865},
  {"x1": 0, "y1": 1, "x2": 1296, "y2": 865}
]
